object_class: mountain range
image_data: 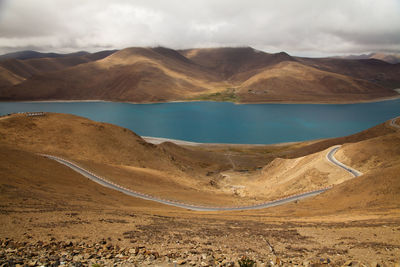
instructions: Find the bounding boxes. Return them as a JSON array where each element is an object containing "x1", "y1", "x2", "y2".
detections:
[
  {"x1": 334, "y1": 52, "x2": 400, "y2": 64},
  {"x1": 0, "y1": 47, "x2": 399, "y2": 103}
]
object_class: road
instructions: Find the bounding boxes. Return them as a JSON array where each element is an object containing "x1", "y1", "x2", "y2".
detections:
[
  {"x1": 326, "y1": 145, "x2": 362, "y2": 177},
  {"x1": 41, "y1": 145, "x2": 361, "y2": 211},
  {"x1": 389, "y1": 116, "x2": 400, "y2": 129}
]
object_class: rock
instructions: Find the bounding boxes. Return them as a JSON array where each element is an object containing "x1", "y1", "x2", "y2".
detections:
[
  {"x1": 271, "y1": 255, "x2": 281, "y2": 265},
  {"x1": 320, "y1": 258, "x2": 331, "y2": 264},
  {"x1": 49, "y1": 255, "x2": 60, "y2": 261},
  {"x1": 129, "y1": 248, "x2": 138, "y2": 255},
  {"x1": 177, "y1": 259, "x2": 187, "y2": 265},
  {"x1": 201, "y1": 261, "x2": 209, "y2": 267},
  {"x1": 73, "y1": 255, "x2": 83, "y2": 262},
  {"x1": 343, "y1": 260, "x2": 360, "y2": 267},
  {"x1": 149, "y1": 254, "x2": 156, "y2": 261},
  {"x1": 28, "y1": 260, "x2": 37, "y2": 266}
]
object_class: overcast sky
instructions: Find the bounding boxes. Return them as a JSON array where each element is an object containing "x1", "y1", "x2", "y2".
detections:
[{"x1": 0, "y1": 0, "x2": 399, "y2": 57}]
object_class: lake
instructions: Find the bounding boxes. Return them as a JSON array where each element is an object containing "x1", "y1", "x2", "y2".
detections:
[{"x1": 1, "y1": 100, "x2": 400, "y2": 144}]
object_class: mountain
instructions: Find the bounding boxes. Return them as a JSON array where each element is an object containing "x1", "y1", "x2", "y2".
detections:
[
  {"x1": 180, "y1": 47, "x2": 295, "y2": 80},
  {"x1": 0, "y1": 50, "x2": 117, "y2": 90},
  {"x1": 0, "y1": 50, "x2": 101, "y2": 60},
  {"x1": 335, "y1": 52, "x2": 400, "y2": 64},
  {"x1": 0, "y1": 47, "x2": 399, "y2": 103}
]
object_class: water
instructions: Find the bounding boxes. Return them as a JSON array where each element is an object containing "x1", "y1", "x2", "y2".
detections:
[{"x1": 1, "y1": 100, "x2": 399, "y2": 144}]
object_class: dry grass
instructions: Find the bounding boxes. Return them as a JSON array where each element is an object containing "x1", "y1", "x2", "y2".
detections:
[{"x1": 1, "y1": 113, "x2": 400, "y2": 263}]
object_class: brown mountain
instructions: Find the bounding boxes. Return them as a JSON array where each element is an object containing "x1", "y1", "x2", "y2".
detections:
[
  {"x1": 335, "y1": 52, "x2": 400, "y2": 64},
  {"x1": 0, "y1": 50, "x2": 116, "y2": 88},
  {"x1": 0, "y1": 47, "x2": 399, "y2": 103}
]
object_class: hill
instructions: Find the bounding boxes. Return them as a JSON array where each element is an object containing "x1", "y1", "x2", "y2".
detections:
[
  {"x1": 0, "y1": 50, "x2": 117, "y2": 90},
  {"x1": 236, "y1": 61, "x2": 393, "y2": 103},
  {"x1": 0, "y1": 47, "x2": 399, "y2": 103},
  {"x1": 0, "y1": 47, "x2": 223, "y2": 102},
  {"x1": 335, "y1": 52, "x2": 400, "y2": 64},
  {"x1": 0, "y1": 50, "x2": 89, "y2": 60},
  {"x1": 1, "y1": 113, "x2": 399, "y2": 264},
  {"x1": 0, "y1": 113, "x2": 253, "y2": 205}
]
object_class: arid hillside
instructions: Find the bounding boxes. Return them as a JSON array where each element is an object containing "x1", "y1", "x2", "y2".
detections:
[
  {"x1": 0, "y1": 47, "x2": 399, "y2": 103},
  {"x1": 0, "y1": 50, "x2": 116, "y2": 90},
  {"x1": 335, "y1": 52, "x2": 400, "y2": 64},
  {"x1": 1, "y1": 112, "x2": 399, "y2": 210},
  {"x1": 1, "y1": 113, "x2": 400, "y2": 265}
]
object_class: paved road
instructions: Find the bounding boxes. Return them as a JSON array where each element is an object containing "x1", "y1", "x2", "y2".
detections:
[
  {"x1": 326, "y1": 145, "x2": 362, "y2": 177},
  {"x1": 389, "y1": 116, "x2": 400, "y2": 129},
  {"x1": 41, "y1": 145, "x2": 360, "y2": 211}
]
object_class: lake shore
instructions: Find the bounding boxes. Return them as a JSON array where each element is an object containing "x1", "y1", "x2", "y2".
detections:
[
  {"x1": 5, "y1": 93, "x2": 400, "y2": 105},
  {"x1": 142, "y1": 135, "x2": 300, "y2": 147}
]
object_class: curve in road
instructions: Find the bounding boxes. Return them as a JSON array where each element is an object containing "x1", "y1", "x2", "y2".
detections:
[
  {"x1": 326, "y1": 145, "x2": 362, "y2": 177},
  {"x1": 40, "y1": 145, "x2": 361, "y2": 211},
  {"x1": 389, "y1": 116, "x2": 400, "y2": 129}
]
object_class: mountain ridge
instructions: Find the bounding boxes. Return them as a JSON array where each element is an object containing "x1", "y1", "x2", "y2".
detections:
[{"x1": 0, "y1": 46, "x2": 399, "y2": 103}]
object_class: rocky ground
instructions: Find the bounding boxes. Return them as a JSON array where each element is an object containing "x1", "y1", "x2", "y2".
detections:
[
  {"x1": 1, "y1": 238, "x2": 397, "y2": 267},
  {"x1": 1, "y1": 114, "x2": 399, "y2": 266}
]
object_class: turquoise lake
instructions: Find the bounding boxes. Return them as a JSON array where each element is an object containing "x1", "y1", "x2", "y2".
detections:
[{"x1": 1, "y1": 100, "x2": 399, "y2": 144}]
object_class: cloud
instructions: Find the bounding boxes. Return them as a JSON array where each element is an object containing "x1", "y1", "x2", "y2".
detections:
[{"x1": 0, "y1": 0, "x2": 399, "y2": 56}]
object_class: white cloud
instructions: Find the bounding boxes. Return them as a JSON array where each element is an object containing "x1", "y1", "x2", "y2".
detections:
[{"x1": 0, "y1": 0, "x2": 399, "y2": 56}]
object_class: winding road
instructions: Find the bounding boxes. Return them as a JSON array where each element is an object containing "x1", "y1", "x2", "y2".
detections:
[
  {"x1": 41, "y1": 144, "x2": 361, "y2": 211},
  {"x1": 326, "y1": 146, "x2": 362, "y2": 177},
  {"x1": 390, "y1": 116, "x2": 400, "y2": 129}
]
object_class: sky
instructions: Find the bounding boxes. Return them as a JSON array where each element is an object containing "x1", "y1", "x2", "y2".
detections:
[{"x1": 0, "y1": 0, "x2": 399, "y2": 57}]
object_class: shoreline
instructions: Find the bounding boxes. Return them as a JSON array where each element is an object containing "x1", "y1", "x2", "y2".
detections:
[
  {"x1": 142, "y1": 136, "x2": 299, "y2": 147},
  {"x1": 2, "y1": 94, "x2": 400, "y2": 105}
]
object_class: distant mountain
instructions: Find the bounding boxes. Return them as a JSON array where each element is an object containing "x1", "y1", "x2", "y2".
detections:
[
  {"x1": 334, "y1": 52, "x2": 400, "y2": 64},
  {"x1": 0, "y1": 50, "x2": 90, "y2": 60},
  {"x1": 0, "y1": 50, "x2": 118, "y2": 88},
  {"x1": 0, "y1": 47, "x2": 399, "y2": 103}
]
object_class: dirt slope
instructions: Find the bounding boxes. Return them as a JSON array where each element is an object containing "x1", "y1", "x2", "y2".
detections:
[
  {"x1": 283, "y1": 120, "x2": 398, "y2": 159},
  {"x1": 0, "y1": 66, "x2": 25, "y2": 87},
  {"x1": 273, "y1": 164, "x2": 400, "y2": 216},
  {"x1": 269, "y1": 119, "x2": 400, "y2": 215},
  {"x1": 0, "y1": 113, "x2": 254, "y2": 205},
  {"x1": 1, "y1": 114, "x2": 399, "y2": 264},
  {"x1": 335, "y1": 132, "x2": 400, "y2": 173},
  {"x1": 250, "y1": 148, "x2": 352, "y2": 199},
  {"x1": 1, "y1": 144, "x2": 399, "y2": 265}
]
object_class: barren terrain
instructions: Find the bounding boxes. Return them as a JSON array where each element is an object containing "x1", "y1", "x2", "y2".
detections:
[
  {"x1": 0, "y1": 47, "x2": 399, "y2": 103},
  {"x1": 0, "y1": 112, "x2": 399, "y2": 266}
]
